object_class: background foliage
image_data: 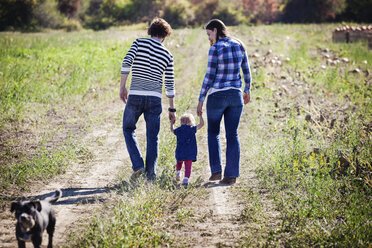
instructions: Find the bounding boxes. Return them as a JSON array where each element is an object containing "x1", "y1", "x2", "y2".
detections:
[{"x1": 1, "y1": 0, "x2": 371, "y2": 31}]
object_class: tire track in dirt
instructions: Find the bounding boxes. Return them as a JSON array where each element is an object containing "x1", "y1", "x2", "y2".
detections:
[
  {"x1": 167, "y1": 30, "x2": 249, "y2": 246},
  {"x1": 174, "y1": 129, "x2": 247, "y2": 247},
  {"x1": 0, "y1": 100, "x2": 142, "y2": 247},
  {"x1": 168, "y1": 28, "x2": 282, "y2": 246}
]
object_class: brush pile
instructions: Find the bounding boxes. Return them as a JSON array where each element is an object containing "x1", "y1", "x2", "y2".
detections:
[{"x1": 332, "y1": 25, "x2": 372, "y2": 49}]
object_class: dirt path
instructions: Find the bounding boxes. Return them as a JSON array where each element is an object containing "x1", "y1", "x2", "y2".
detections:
[
  {"x1": 1, "y1": 29, "x2": 280, "y2": 248},
  {"x1": 168, "y1": 114, "x2": 281, "y2": 247},
  {"x1": 0, "y1": 102, "x2": 278, "y2": 248},
  {"x1": 0, "y1": 100, "x2": 136, "y2": 247},
  {"x1": 160, "y1": 29, "x2": 280, "y2": 246}
]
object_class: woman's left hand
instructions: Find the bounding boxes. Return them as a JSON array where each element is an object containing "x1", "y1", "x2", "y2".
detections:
[
  {"x1": 197, "y1": 101, "x2": 204, "y2": 116},
  {"x1": 243, "y1": 93, "x2": 250, "y2": 105}
]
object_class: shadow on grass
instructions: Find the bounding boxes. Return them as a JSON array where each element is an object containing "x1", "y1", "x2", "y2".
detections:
[
  {"x1": 1, "y1": 182, "x2": 130, "y2": 206},
  {"x1": 2, "y1": 177, "x2": 233, "y2": 207}
]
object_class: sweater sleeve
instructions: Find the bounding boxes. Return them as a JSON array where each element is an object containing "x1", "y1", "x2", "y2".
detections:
[
  {"x1": 164, "y1": 55, "x2": 175, "y2": 98},
  {"x1": 121, "y1": 39, "x2": 139, "y2": 74}
]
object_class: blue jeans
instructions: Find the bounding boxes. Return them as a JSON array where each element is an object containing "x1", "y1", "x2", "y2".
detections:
[
  {"x1": 123, "y1": 95, "x2": 162, "y2": 179},
  {"x1": 206, "y1": 89, "x2": 243, "y2": 178}
]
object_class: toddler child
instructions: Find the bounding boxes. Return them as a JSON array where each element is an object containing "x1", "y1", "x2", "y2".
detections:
[{"x1": 171, "y1": 113, "x2": 204, "y2": 185}]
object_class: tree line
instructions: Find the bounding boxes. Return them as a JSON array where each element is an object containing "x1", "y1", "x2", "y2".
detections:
[{"x1": 1, "y1": 0, "x2": 371, "y2": 31}]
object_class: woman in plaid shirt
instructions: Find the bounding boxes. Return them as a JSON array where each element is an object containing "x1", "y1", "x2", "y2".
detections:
[{"x1": 196, "y1": 19, "x2": 251, "y2": 185}]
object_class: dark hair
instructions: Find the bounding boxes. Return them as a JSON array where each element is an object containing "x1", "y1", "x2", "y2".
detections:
[
  {"x1": 148, "y1": 18, "x2": 172, "y2": 38},
  {"x1": 205, "y1": 19, "x2": 228, "y2": 42},
  {"x1": 205, "y1": 19, "x2": 246, "y2": 50}
]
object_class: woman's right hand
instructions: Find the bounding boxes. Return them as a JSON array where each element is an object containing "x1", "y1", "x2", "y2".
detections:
[
  {"x1": 243, "y1": 93, "x2": 250, "y2": 105},
  {"x1": 197, "y1": 101, "x2": 204, "y2": 116}
]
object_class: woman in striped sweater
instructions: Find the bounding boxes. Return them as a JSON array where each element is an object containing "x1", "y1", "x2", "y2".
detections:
[{"x1": 120, "y1": 18, "x2": 176, "y2": 180}]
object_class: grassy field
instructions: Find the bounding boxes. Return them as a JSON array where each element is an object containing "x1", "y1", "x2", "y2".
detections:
[
  {"x1": 0, "y1": 24, "x2": 371, "y2": 247},
  {"x1": 0, "y1": 28, "x2": 143, "y2": 194}
]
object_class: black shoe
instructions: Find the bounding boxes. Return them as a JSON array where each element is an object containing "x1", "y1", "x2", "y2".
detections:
[
  {"x1": 219, "y1": 177, "x2": 236, "y2": 185},
  {"x1": 209, "y1": 172, "x2": 222, "y2": 181}
]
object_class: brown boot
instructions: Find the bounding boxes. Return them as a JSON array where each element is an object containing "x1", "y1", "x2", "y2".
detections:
[
  {"x1": 209, "y1": 172, "x2": 222, "y2": 181},
  {"x1": 130, "y1": 168, "x2": 144, "y2": 183},
  {"x1": 219, "y1": 177, "x2": 236, "y2": 185}
]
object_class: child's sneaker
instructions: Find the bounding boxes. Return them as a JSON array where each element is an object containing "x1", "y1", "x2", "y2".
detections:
[
  {"x1": 176, "y1": 175, "x2": 181, "y2": 181},
  {"x1": 182, "y1": 177, "x2": 189, "y2": 185},
  {"x1": 176, "y1": 170, "x2": 181, "y2": 181}
]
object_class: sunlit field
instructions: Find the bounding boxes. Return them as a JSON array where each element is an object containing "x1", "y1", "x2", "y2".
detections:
[{"x1": 0, "y1": 24, "x2": 371, "y2": 247}]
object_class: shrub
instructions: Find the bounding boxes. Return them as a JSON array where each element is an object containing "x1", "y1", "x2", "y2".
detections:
[
  {"x1": 120, "y1": 0, "x2": 164, "y2": 23},
  {"x1": 63, "y1": 18, "x2": 82, "y2": 31},
  {"x1": 82, "y1": 0, "x2": 115, "y2": 30},
  {"x1": 192, "y1": 0, "x2": 218, "y2": 25},
  {"x1": 162, "y1": 1, "x2": 192, "y2": 28},
  {"x1": 212, "y1": 6, "x2": 241, "y2": 26},
  {"x1": 33, "y1": 0, "x2": 65, "y2": 29}
]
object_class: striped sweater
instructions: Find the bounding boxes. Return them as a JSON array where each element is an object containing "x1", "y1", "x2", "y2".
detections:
[{"x1": 121, "y1": 38, "x2": 175, "y2": 98}]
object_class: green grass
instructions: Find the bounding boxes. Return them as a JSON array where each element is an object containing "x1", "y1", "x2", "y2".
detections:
[
  {"x1": 235, "y1": 24, "x2": 371, "y2": 247},
  {"x1": 67, "y1": 184, "x2": 176, "y2": 247},
  {"x1": 1, "y1": 24, "x2": 371, "y2": 247},
  {"x1": 66, "y1": 109, "x2": 204, "y2": 246},
  {"x1": 64, "y1": 28, "x2": 208, "y2": 246},
  {"x1": 0, "y1": 30, "x2": 136, "y2": 193},
  {"x1": 0, "y1": 31, "x2": 125, "y2": 123}
]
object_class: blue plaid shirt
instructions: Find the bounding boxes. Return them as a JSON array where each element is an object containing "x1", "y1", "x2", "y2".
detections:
[{"x1": 199, "y1": 37, "x2": 251, "y2": 102}]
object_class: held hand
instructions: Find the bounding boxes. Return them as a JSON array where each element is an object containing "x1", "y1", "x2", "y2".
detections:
[
  {"x1": 169, "y1": 112, "x2": 176, "y2": 124},
  {"x1": 197, "y1": 101, "x2": 204, "y2": 116},
  {"x1": 120, "y1": 87, "x2": 128, "y2": 104},
  {"x1": 243, "y1": 93, "x2": 250, "y2": 105}
]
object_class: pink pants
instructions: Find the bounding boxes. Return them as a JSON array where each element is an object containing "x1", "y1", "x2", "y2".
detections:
[{"x1": 177, "y1": 160, "x2": 192, "y2": 178}]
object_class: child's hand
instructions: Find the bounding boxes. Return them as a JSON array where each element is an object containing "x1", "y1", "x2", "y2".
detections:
[
  {"x1": 170, "y1": 119, "x2": 175, "y2": 133},
  {"x1": 197, "y1": 101, "x2": 203, "y2": 116},
  {"x1": 197, "y1": 114, "x2": 204, "y2": 130}
]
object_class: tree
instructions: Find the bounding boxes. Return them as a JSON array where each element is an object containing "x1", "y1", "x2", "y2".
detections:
[
  {"x1": 258, "y1": 0, "x2": 280, "y2": 23},
  {"x1": 162, "y1": 0, "x2": 192, "y2": 28},
  {"x1": 192, "y1": 0, "x2": 218, "y2": 25},
  {"x1": 241, "y1": 0, "x2": 281, "y2": 23},
  {"x1": 58, "y1": 0, "x2": 81, "y2": 19},
  {"x1": 282, "y1": 0, "x2": 346, "y2": 23},
  {"x1": 340, "y1": 0, "x2": 372, "y2": 22},
  {"x1": 123, "y1": 0, "x2": 164, "y2": 23},
  {"x1": 0, "y1": 0, "x2": 36, "y2": 30}
]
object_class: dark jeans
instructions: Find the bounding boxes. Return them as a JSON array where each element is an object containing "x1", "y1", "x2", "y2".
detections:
[
  {"x1": 206, "y1": 89, "x2": 243, "y2": 178},
  {"x1": 122, "y1": 95, "x2": 162, "y2": 179}
]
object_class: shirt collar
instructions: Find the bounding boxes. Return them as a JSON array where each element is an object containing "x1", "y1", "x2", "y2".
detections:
[
  {"x1": 218, "y1": 37, "x2": 230, "y2": 42},
  {"x1": 150, "y1": 37, "x2": 163, "y2": 44}
]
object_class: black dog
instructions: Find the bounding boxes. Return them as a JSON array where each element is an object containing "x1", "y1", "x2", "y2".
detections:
[{"x1": 10, "y1": 189, "x2": 62, "y2": 248}]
